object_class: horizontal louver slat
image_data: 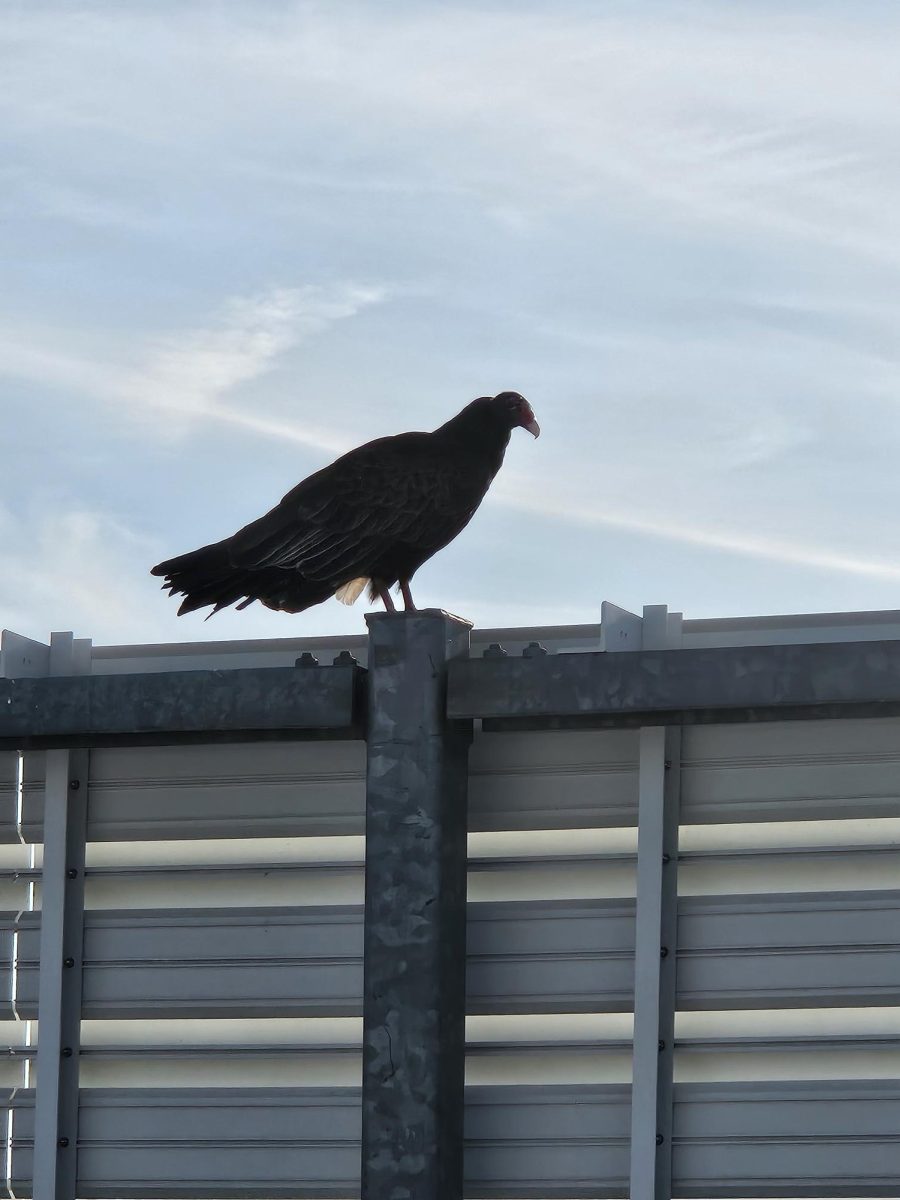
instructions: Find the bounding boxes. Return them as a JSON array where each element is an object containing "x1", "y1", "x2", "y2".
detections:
[
  {"x1": 8, "y1": 890, "x2": 900, "y2": 1019},
  {"x1": 4, "y1": 1082, "x2": 900, "y2": 1197}
]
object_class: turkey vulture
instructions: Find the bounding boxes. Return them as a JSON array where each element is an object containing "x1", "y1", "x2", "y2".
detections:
[{"x1": 151, "y1": 391, "x2": 540, "y2": 617}]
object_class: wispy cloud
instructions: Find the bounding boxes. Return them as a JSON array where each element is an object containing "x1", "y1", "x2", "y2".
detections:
[
  {"x1": 0, "y1": 283, "x2": 386, "y2": 453},
  {"x1": 496, "y1": 486, "x2": 900, "y2": 585},
  {"x1": 0, "y1": 504, "x2": 169, "y2": 642},
  {"x1": 121, "y1": 284, "x2": 386, "y2": 439},
  {"x1": 6, "y1": 4, "x2": 900, "y2": 261}
]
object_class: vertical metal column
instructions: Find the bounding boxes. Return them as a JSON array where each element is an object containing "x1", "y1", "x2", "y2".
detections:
[
  {"x1": 32, "y1": 633, "x2": 90, "y2": 1200},
  {"x1": 361, "y1": 611, "x2": 473, "y2": 1200},
  {"x1": 629, "y1": 724, "x2": 681, "y2": 1200}
]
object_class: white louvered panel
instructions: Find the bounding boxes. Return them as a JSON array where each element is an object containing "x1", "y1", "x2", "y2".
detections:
[
  {"x1": 77, "y1": 1032, "x2": 900, "y2": 1090},
  {"x1": 49, "y1": 730, "x2": 643, "y2": 844},
  {"x1": 75, "y1": 1014, "x2": 635, "y2": 1089},
  {"x1": 76, "y1": 1015, "x2": 635, "y2": 1089},
  {"x1": 679, "y1": 839, "x2": 900, "y2": 897},
  {"x1": 76, "y1": 836, "x2": 900, "y2": 914},
  {"x1": 85, "y1": 742, "x2": 366, "y2": 841},
  {"x1": 79, "y1": 1015, "x2": 363, "y2": 1088},
  {"x1": 15, "y1": 720, "x2": 648, "y2": 844},
  {"x1": 79, "y1": 1047, "x2": 362, "y2": 1089},
  {"x1": 682, "y1": 716, "x2": 900, "y2": 825},
  {"x1": 82, "y1": 858, "x2": 365, "y2": 910},
  {"x1": 21, "y1": 717, "x2": 900, "y2": 842},
  {"x1": 678, "y1": 890, "x2": 900, "y2": 1009},
  {"x1": 469, "y1": 729, "x2": 640, "y2": 831},
  {"x1": 674, "y1": 1037, "x2": 900, "y2": 1084}
]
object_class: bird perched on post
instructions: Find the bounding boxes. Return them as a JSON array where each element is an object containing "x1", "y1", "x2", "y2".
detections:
[{"x1": 151, "y1": 391, "x2": 540, "y2": 617}]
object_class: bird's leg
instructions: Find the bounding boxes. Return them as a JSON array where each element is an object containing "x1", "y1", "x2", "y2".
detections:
[
  {"x1": 400, "y1": 581, "x2": 417, "y2": 611},
  {"x1": 377, "y1": 585, "x2": 396, "y2": 612}
]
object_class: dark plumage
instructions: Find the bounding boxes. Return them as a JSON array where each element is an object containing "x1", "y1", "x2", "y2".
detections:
[{"x1": 150, "y1": 391, "x2": 540, "y2": 617}]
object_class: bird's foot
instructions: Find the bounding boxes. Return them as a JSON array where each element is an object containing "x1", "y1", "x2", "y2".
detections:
[
  {"x1": 400, "y1": 582, "x2": 417, "y2": 611},
  {"x1": 377, "y1": 586, "x2": 397, "y2": 612}
]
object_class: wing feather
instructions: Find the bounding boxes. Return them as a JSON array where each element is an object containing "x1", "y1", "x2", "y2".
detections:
[{"x1": 223, "y1": 432, "x2": 494, "y2": 583}]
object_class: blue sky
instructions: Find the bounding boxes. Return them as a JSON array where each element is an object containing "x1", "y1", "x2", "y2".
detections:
[{"x1": 3, "y1": 1, "x2": 900, "y2": 644}]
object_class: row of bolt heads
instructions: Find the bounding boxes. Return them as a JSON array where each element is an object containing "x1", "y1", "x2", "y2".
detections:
[{"x1": 295, "y1": 642, "x2": 549, "y2": 668}]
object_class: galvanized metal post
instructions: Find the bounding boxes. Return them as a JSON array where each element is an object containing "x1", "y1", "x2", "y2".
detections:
[
  {"x1": 32, "y1": 633, "x2": 90, "y2": 1200},
  {"x1": 361, "y1": 611, "x2": 473, "y2": 1200},
  {"x1": 629, "y1": 724, "x2": 681, "y2": 1200}
]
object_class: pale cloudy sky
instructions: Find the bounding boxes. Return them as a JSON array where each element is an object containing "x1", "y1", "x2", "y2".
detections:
[{"x1": 3, "y1": 1, "x2": 900, "y2": 646}]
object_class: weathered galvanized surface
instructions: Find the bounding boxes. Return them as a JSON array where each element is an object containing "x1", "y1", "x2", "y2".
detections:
[
  {"x1": 0, "y1": 663, "x2": 363, "y2": 747},
  {"x1": 449, "y1": 639, "x2": 900, "y2": 725},
  {"x1": 361, "y1": 611, "x2": 473, "y2": 1200}
]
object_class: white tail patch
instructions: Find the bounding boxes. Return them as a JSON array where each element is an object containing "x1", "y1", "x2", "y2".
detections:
[{"x1": 335, "y1": 577, "x2": 369, "y2": 606}]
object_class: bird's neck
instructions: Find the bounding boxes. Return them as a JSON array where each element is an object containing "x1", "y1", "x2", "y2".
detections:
[{"x1": 434, "y1": 409, "x2": 512, "y2": 461}]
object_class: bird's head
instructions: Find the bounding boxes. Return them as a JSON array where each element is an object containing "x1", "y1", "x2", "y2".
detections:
[{"x1": 492, "y1": 391, "x2": 541, "y2": 438}]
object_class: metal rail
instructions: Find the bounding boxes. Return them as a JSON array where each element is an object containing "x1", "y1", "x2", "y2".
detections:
[
  {"x1": 0, "y1": 661, "x2": 364, "y2": 747},
  {"x1": 448, "y1": 638, "x2": 900, "y2": 726}
]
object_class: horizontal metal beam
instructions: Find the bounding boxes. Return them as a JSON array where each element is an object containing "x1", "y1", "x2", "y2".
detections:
[
  {"x1": 448, "y1": 639, "x2": 900, "y2": 725},
  {"x1": 0, "y1": 664, "x2": 364, "y2": 747}
]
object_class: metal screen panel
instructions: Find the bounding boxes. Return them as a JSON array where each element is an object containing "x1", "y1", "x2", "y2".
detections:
[
  {"x1": 672, "y1": 1079, "x2": 900, "y2": 1197},
  {"x1": 8, "y1": 618, "x2": 900, "y2": 1200},
  {"x1": 7, "y1": 1081, "x2": 900, "y2": 1199},
  {"x1": 467, "y1": 900, "x2": 636, "y2": 1013},
  {"x1": 16, "y1": 906, "x2": 364, "y2": 1019},
  {"x1": 15, "y1": 889, "x2": 900, "y2": 1020},
  {"x1": 681, "y1": 716, "x2": 900, "y2": 824},
  {"x1": 469, "y1": 729, "x2": 640, "y2": 831},
  {"x1": 77, "y1": 1087, "x2": 359, "y2": 1199},
  {"x1": 678, "y1": 890, "x2": 900, "y2": 1009},
  {"x1": 464, "y1": 1084, "x2": 631, "y2": 1198},
  {"x1": 86, "y1": 742, "x2": 366, "y2": 840},
  {"x1": 15, "y1": 900, "x2": 637, "y2": 1019}
]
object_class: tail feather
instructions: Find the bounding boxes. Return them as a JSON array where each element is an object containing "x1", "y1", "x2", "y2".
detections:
[{"x1": 150, "y1": 541, "x2": 333, "y2": 617}]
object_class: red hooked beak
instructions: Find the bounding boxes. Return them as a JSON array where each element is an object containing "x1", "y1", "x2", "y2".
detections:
[{"x1": 520, "y1": 401, "x2": 540, "y2": 438}]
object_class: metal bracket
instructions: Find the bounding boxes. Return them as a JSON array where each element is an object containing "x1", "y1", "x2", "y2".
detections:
[{"x1": 32, "y1": 633, "x2": 90, "y2": 1200}]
